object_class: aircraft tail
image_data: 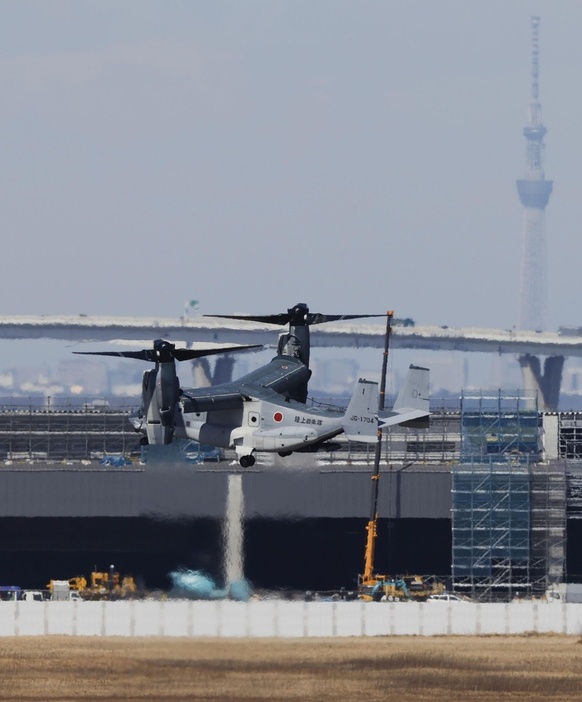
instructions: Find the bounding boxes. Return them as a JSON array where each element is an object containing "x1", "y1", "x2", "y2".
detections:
[
  {"x1": 342, "y1": 379, "x2": 379, "y2": 443},
  {"x1": 380, "y1": 365, "x2": 430, "y2": 429}
]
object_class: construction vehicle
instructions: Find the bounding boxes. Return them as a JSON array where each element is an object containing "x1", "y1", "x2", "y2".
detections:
[
  {"x1": 83, "y1": 569, "x2": 137, "y2": 600},
  {"x1": 46, "y1": 580, "x2": 71, "y2": 601},
  {"x1": 48, "y1": 567, "x2": 137, "y2": 600},
  {"x1": 46, "y1": 579, "x2": 85, "y2": 601},
  {"x1": 358, "y1": 573, "x2": 445, "y2": 602},
  {"x1": 68, "y1": 576, "x2": 88, "y2": 592},
  {"x1": 357, "y1": 311, "x2": 392, "y2": 601},
  {"x1": 357, "y1": 313, "x2": 444, "y2": 603}
]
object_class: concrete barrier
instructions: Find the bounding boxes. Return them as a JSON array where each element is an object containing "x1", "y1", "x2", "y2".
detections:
[{"x1": 1, "y1": 600, "x2": 581, "y2": 637}]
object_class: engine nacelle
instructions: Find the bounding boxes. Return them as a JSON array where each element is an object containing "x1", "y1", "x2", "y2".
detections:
[{"x1": 142, "y1": 364, "x2": 180, "y2": 445}]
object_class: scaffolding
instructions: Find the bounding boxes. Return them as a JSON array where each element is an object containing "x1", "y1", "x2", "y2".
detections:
[
  {"x1": 388, "y1": 410, "x2": 459, "y2": 464},
  {"x1": 460, "y1": 390, "x2": 541, "y2": 463},
  {"x1": 529, "y1": 462, "x2": 566, "y2": 587},
  {"x1": 566, "y1": 463, "x2": 582, "y2": 521},
  {"x1": 452, "y1": 460, "x2": 565, "y2": 601},
  {"x1": 558, "y1": 413, "x2": 582, "y2": 460},
  {"x1": 0, "y1": 399, "x2": 140, "y2": 461}
]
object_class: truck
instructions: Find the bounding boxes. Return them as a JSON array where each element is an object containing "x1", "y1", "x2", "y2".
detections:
[
  {"x1": 546, "y1": 583, "x2": 582, "y2": 603},
  {"x1": 358, "y1": 574, "x2": 445, "y2": 602},
  {"x1": 46, "y1": 580, "x2": 82, "y2": 601},
  {"x1": 22, "y1": 590, "x2": 44, "y2": 602}
]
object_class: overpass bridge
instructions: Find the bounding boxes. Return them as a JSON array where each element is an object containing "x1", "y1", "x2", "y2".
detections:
[{"x1": 0, "y1": 315, "x2": 580, "y2": 408}]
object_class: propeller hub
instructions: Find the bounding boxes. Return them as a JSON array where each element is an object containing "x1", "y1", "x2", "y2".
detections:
[
  {"x1": 153, "y1": 339, "x2": 176, "y2": 363},
  {"x1": 287, "y1": 303, "x2": 309, "y2": 326}
]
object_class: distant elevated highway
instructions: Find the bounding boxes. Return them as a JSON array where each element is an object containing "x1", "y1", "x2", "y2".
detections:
[
  {"x1": 0, "y1": 315, "x2": 579, "y2": 408},
  {"x1": 0, "y1": 314, "x2": 579, "y2": 355}
]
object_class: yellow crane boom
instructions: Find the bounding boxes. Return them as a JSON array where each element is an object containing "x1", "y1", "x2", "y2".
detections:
[{"x1": 361, "y1": 311, "x2": 393, "y2": 587}]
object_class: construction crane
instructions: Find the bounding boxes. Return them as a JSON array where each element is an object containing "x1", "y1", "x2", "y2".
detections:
[
  {"x1": 357, "y1": 312, "x2": 444, "y2": 602},
  {"x1": 359, "y1": 311, "x2": 392, "y2": 596}
]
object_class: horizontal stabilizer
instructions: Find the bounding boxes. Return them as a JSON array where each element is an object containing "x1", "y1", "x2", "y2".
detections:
[
  {"x1": 342, "y1": 379, "x2": 379, "y2": 443},
  {"x1": 380, "y1": 365, "x2": 430, "y2": 429}
]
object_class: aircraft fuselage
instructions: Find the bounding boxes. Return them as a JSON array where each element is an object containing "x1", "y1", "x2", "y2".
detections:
[{"x1": 176, "y1": 393, "x2": 346, "y2": 453}]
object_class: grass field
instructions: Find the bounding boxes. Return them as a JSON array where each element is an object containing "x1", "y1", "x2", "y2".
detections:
[{"x1": 1, "y1": 635, "x2": 581, "y2": 701}]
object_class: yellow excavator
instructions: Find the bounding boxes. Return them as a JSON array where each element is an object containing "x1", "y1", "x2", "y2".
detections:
[{"x1": 83, "y1": 569, "x2": 137, "y2": 600}]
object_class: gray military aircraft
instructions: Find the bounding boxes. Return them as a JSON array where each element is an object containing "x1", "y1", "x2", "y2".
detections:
[{"x1": 75, "y1": 303, "x2": 430, "y2": 467}]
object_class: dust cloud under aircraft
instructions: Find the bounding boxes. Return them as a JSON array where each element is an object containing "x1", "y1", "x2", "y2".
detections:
[{"x1": 75, "y1": 303, "x2": 430, "y2": 467}]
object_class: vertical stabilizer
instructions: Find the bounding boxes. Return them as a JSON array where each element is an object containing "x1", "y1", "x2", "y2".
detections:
[
  {"x1": 380, "y1": 365, "x2": 430, "y2": 428},
  {"x1": 393, "y1": 364, "x2": 429, "y2": 413},
  {"x1": 342, "y1": 379, "x2": 379, "y2": 443}
]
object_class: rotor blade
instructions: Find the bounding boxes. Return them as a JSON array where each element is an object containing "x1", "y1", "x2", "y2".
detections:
[
  {"x1": 205, "y1": 313, "x2": 292, "y2": 326},
  {"x1": 74, "y1": 344, "x2": 262, "y2": 362},
  {"x1": 205, "y1": 312, "x2": 388, "y2": 326},
  {"x1": 172, "y1": 344, "x2": 262, "y2": 361},
  {"x1": 73, "y1": 350, "x2": 156, "y2": 361},
  {"x1": 307, "y1": 313, "x2": 388, "y2": 325}
]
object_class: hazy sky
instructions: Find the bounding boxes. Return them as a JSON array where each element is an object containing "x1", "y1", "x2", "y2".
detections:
[{"x1": 1, "y1": 0, "x2": 580, "y2": 332}]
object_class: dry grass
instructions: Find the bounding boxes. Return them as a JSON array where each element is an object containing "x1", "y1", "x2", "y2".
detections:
[{"x1": 0, "y1": 635, "x2": 581, "y2": 701}]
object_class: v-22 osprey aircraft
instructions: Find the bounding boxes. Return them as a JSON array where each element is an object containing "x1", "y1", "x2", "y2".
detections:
[{"x1": 75, "y1": 303, "x2": 430, "y2": 467}]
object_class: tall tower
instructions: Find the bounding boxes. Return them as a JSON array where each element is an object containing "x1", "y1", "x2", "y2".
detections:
[{"x1": 517, "y1": 16, "x2": 553, "y2": 331}]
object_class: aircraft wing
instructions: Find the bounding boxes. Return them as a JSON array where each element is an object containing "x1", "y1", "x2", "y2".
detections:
[
  {"x1": 379, "y1": 364, "x2": 430, "y2": 429},
  {"x1": 181, "y1": 385, "x2": 246, "y2": 412},
  {"x1": 234, "y1": 355, "x2": 311, "y2": 397},
  {"x1": 180, "y1": 357, "x2": 310, "y2": 413}
]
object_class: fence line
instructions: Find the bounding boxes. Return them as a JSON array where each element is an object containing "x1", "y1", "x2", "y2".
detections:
[{"x1": 1, "y1": 600, "x2": 582, "y2": 637}]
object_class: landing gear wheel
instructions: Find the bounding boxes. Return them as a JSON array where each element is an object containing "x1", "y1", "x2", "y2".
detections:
[
  {"x1": 239, "y1": 455, "x2": 255, "y2": 468},
  {"x1": 139, "y1": 437, "x2": 149, "y2": 446},
  {"x1": 278, "y1": 451, "x2": 292, "y2": 457}
]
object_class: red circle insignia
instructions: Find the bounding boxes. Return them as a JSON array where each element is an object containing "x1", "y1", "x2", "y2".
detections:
[{"x1": 273, "y1": 412, "x2": 283, "y2": 422}]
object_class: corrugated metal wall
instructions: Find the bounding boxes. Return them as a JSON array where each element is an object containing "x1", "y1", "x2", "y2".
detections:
[{"x1": 0, "y1": 464, "x2": 452, "y2": 519}]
